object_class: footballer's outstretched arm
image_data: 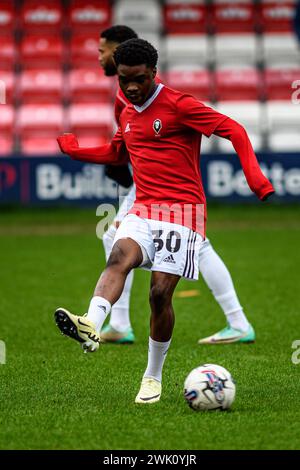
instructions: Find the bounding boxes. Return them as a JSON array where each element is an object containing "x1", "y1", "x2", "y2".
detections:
[
  {"x1": 176, "y1": 95, "x2": 274, "y2": 201},
  {"x1": 213, "y1": 118, "x2": 274, "y2": 201},
  {"x1": 57, "y1": 128, "x2": 129, "y2": 166}
]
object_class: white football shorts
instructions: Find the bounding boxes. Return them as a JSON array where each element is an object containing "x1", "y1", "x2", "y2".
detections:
[{"x1": 113, "y1": 214, "x2": 203, "y2": 281}]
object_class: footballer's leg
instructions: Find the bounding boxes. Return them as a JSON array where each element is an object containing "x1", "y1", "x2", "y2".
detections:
[
  {"x1": 198, "y1": 238, "x2": 255, "y2": 344},
  {"x1": 101, "y1": 186, "x2": 136, "y2": 344},
  {"x1": 101, "y1": 223, "x2": 135, "y2": 344},
  {"x1": 55, "y1": 237, "x2": 143, "y2": 352},
  {"x1": 135, "y1": 272, "x2": 180, "y2": 404}
]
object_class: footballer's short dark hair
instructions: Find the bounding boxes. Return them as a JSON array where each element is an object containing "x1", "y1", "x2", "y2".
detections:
[
  {"x1": 100, "y1": 25, "x2": 138, "y2": 44},
  {"x1": 114, "y1": 38, "x2": 158, "y2": 69}
]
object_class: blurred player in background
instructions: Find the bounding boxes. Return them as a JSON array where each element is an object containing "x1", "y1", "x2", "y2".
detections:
[
  {"x1": 98, "y1": 25, "x2": 256, "y2": 346},
  {"x1": 55, "y1": 39, "x2": 274, "y2": 403},
  {"x1": 98, "y1": 26, "x2": 138, "y2": 345}
]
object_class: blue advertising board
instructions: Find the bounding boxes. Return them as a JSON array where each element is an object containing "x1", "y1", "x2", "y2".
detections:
[
  {"x1": 0, "y1": 153, "x2": 299, "y2": 205},
  {"x1": 202, "y1": 153, "x2": 300, "y2": 202}
]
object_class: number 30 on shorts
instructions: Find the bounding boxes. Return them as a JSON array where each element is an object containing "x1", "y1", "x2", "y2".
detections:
[{"x1": 152, "y1": 230, "x2": 182, "y2": 253}]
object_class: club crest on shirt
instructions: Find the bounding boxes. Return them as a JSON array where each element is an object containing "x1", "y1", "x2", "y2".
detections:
[{"x1": 153, "y1": 119, "x2": 162, "y2": 136}]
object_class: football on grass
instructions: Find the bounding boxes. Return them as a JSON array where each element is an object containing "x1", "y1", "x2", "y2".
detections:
[{"x1": 184, "y1": 364, "x2": 236, "y2": 411}]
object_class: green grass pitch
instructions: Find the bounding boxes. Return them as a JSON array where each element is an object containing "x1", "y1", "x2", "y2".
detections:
[{"x1": 0, "y1": 204, "x2": 299, "y2": 450}]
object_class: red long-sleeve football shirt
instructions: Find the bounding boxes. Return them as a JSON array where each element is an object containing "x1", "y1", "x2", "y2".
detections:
[{"x1": 58, "y1": 85, "x2": 274, "y2": 236}]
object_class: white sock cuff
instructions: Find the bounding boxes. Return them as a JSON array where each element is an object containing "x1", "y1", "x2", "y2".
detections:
[
  {"x1": 92, "y1": 296, "x2": 111, "y2": 315},
  {"x1": 149, "y1": 337, "x2": 171, "y2": 350},
  {"x1": 143, "y1": 337, "x2": 172, "y2": 383}
]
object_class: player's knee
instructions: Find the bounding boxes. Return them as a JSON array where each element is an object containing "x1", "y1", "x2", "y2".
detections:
[
  {"x1": 107, "y1": 250, "x2": 130, "y2": 273},
  {"x1": 149, "y1": 285, "x2": 171, "y2": 311},
  {"x1": 106, "y1": 243, "x2": 136, "y2": 274}
]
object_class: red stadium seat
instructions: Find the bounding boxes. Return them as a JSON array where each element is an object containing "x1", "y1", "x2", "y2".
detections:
[
  {"x1": 258, "y1": 1, "x2": 295, "y2": 33},
  {"x1": 18, "y1": 104, "x2": 64, "y2": 155},
  {"x1": 68, "y1": 103, "x2": 113, "y2": 139},
  {"x1": 214, "y1": 33, "x2": 258, "y2": 67},
  {"x1": 262, "y1": 33, "x2": 300, "y2": 67},
  {"x1": 266, "y1": 100, "x2": 300, "y2": 151},
  {"x1": 217, "y1": 101, "x2": 263, "y2": 152},
  {"x1": 0, "y1": 105, "x2": 14, "y2": 155},
  {"x1": 18, "y1": 69, "x2": 65, "y2": 104},
  {"x1": 70, "y1": 34, "x2": 100, "y2": 69},
  {"x1": 164, "y1": 69, "x2": 211, "y2": 101},
  {"x1": 0, "y1": 105, "x2": 14, "y2": 128},
  {"x1": 18, "y1": 104, "x2": 64, "y2": 131},
  {"x1": 20, "y1": 0, "x2": 63, "y2": 34},
  {"x1": 68, "y1": 0, "x2": 111, "y2": 33},
  {"x1": 164, "y1": 0, "x2": 207, "y2": 35},
  {"x1": 113, "y1": 0, "x2": 162, "y2": 34},
  {"x1": 165, "y1": 34, "x2": 210, "y2": 68},
  {"x1": 0, "y1": 136, "x2": 14, "y2": 155},
  {"x1": 76, "y1": 135, "x2": 107, "y2": 148},
  {"x1": 0, "y1": 70, "x2": 14, "y2": 104},
  {"x1": 20, "y1": 35, "x2": 64, "y2": 69},
  {"x1": 68, "y1": 68, "x2": 112, "y2": 103},
  {"x1": 0, "y1": 36, "x2": 16, "y2": 70},
  {"x1": 0, "y1": 1, "x2": 15, "y2": 35},
  {"x1": 215, "y1": 68, "x2": 261, "y2": 101},
  {"x1": 211, "y1": 1, "x2": 256, "y2": 33},
  {"x1": 19, "y1": 137, "x2": 61, "y2": 155},
  {"x1": 264, "y1": 68, "x2": 300, "y2": 100}
]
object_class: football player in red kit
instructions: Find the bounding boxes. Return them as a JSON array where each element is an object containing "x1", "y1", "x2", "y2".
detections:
[
  {"x1": 98, "y1": 25, "x2": 260, "y2": 347},
  {"x1": 55, "y1": 39, "x2": 274, "y2": 404}
]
